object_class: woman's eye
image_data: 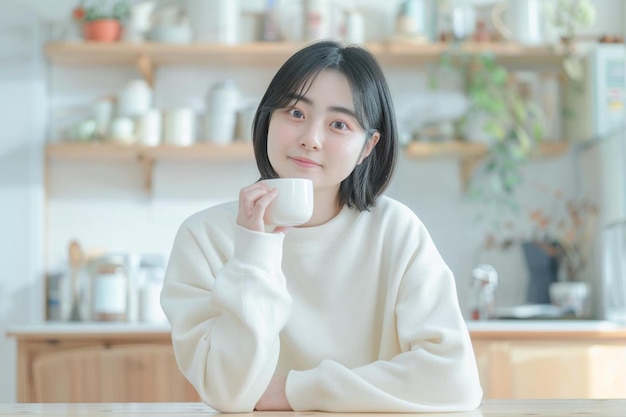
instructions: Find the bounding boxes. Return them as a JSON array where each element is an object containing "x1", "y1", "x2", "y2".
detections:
[
  {"x1": 288, "y1": 108, "x2": 304, "y2": 119},
  {"x1": 331, "y1": 121, "x2": 348, "y2": 130}
]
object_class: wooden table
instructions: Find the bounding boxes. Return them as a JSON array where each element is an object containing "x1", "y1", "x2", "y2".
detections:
[{"x1": 1, "y1": 400, "x2": 626, "y2": 416}]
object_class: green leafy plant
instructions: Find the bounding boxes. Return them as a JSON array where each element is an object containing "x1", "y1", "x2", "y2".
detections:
[
  {"x1": 549, "y1": 0, "x2": 597, "y2": 80},
  {"x1": 435, "y1": 50, "x2": 545, "y2": 220},
  {"x1": 72, "y1": 0, "x2": 130, "y2": 22}
]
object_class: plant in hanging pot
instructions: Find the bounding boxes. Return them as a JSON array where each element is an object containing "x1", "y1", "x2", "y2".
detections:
[{"x1": 72, "y1": 0, "x2": 130, "y2": 42}]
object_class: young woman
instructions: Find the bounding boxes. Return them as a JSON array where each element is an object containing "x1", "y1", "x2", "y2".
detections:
[{"x1": 160, "y1": 40, "x2": 482, "y2": 413}]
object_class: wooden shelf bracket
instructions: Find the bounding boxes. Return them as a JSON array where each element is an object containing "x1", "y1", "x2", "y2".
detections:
[
  {"x1": 135, "y1": 54, "x2": 154, "y2": 87},
  {"x1": 138, "y1": 154, "x2": 154, "y2": 193}
]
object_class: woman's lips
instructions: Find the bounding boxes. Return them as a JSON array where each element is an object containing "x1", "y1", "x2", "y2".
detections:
[{"x1": 290, "y1": 156, "x2": 321, "y2": 168}]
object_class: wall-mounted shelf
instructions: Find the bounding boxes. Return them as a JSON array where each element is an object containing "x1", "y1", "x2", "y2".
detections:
[
  {"x1": 46, "y1": 140, "x2": 569, "y2": 192},
  {"x1": 44, "y1": 41, "x2": 565, "y2": 86},
  {"x1": 46, "y1": 142, "x2": 254, "y2": 192},
  {"x1": 43, "y1": 41, "x2": 567, "y2": 192},
  {"x1": 404, "y1": 140, "x2": 570, "y2": 187}
]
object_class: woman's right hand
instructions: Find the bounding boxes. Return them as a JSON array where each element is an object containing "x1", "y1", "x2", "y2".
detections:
[{"x1": 236, "y1": 182, "x2": 278, "y2": 233}]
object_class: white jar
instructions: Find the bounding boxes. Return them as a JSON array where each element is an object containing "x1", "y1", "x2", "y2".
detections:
[
  {"x1": 186, "y1": 0, "x2": 240, "y2": 44},
  {"x1": 117, "y1": 79, "x2": 152, "y2": 118},
  {"x1": 92, "y1": 98, "x2": 114, "y2": 137},
  {"x1": 91, "y1": 256, "x2": 128, "y2": 322},
  {"x1": 163, "y1": 107, "x2": 195, "y2": 146},
  {"x1": 137, "y1": 108, "x2": 162, "y2": 146},
  {"x1": 304, "y1": 0, "x2": 331, "y2": 41},
  {"x1": 139, "y1": 266, "x2": 167, "y2": 323},
  {"x1": 345, "y1": 9, "x2": 365, "y2": 44},
  {"x1": 204, "y1": 80, "x2": 240, "y2": 144}
]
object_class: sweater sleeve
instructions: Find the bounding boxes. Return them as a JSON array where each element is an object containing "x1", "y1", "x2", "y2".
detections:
[
  {"x1": 285, "y1": 222, "x2": 482, "y2": 412},
  {"x1": 160, "y1": 216, "x2": 292, "y2": 412}
]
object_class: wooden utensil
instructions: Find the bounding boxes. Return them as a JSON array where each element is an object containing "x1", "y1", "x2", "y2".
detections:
[{"x1": 68, "y1": 240, "x2": 84, "y2": 321}]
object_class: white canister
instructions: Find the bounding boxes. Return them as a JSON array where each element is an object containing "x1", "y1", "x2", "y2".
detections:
[
  {"x1": 92, "y1": 98, "x2": 114, "y2": 137},
  {"x1": 92, "y1": 258, "x2": 128, "y2": 322},
  {"x1": 236, "y1": 104, "x2": 257, "y2": 142},
  {"x1": 117, "y1": 79, "x2": 152, "y2": 118},
  {"x1": 304, "y1": 0, "x2": 331, "y2": 41},
  {"x1": 139, "y1": 266, "x2": 167, "y2": 323},
  {"x1": 128, "y1": 1, "x2": 156, "y2": 33},
  {"x1": 137, "y1": 108, "x2": 162, "y2": 146},
  {"x1": 163, "y1": 107, "x2": 196, "y2": 146},
  {"x1": 344, "y1": 9, "x2": 365, "y2": 44},
  {"x1": 450, "y1": 0, "x2": 476, "y2": 41},
  {"x1": 186, "y1": 0, "x2": 240, "y2": 44},
  {"x1": 204, "y1": 80, "x2": 240, "y2": 144}
]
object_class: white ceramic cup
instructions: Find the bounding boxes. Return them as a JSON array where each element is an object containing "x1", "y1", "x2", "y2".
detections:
[{"x1": 260, "y1": 178, "x2": 314, "y2": 226}]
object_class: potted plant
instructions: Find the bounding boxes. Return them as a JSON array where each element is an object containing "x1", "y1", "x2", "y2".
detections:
[
  {"x1": 549, "y1": 0, "x2": 596, "y2": 80},
  {"x1": 481, "y1": 182, "x2": 598, "y2": 315},
  {"x1": 72, "y1": 0, "x2": 130, "y2": 42}
]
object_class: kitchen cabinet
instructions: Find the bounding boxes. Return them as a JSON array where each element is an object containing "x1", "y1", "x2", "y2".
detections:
[
  {"x1": 43, "y1": 41, "x2": 569, "y2": 192},
  {"x1": 9, "y1": 322, "x2": 626, "y2": 403},
  {"x1": 7, "y1": 324, "x2": 198, "y2": 403},
  {"x1": 471, "y1": 325, "x2": 626, "y2": 399}
]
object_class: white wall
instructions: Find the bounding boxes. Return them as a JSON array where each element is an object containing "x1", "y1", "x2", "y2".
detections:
[
  {"x1": 0, "y1": 0, "x2": 623, "y2": 403},
  {"x1": 0, "y1": 5, "x2": 46, "y2": 404}
]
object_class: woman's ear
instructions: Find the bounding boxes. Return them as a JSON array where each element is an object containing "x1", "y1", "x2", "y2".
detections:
[{"x1": 357, "y1": 131, "x2": 380, "y2": 165}]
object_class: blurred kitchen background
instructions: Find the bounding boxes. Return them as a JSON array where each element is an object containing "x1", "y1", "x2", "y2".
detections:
[{"x1": 1, "y1": 0, "x2": 626, "y2": 403}]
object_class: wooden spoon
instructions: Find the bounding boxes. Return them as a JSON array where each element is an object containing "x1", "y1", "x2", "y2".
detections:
[{"x1": 68, "y1": 240, "x2": 84, "y2": 321}]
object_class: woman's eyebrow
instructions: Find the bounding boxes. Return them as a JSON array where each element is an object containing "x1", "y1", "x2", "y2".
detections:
[
  {"x1": 328, "y1": 105, "x2": 357, "y2": 118},
  {"x1": 286, "y1": 93, "x2": 356, "y2": 118}
]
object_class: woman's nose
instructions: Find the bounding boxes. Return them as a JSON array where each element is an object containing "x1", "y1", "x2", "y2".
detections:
[{"x1": 298, "y1": 122, "x2": 323, "y2": 150}]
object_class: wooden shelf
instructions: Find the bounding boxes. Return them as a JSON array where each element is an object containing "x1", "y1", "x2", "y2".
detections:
[
  {"x1": 46, "y1": 140, "x2": 568, "y2": 192},
  {"x1": 46, "y1": 142, "x2": 254, "y2": 192},
  {"x1": 44, "y1": 41, "x2": 564, "y2": 85},
  {"x1": 404, "y1": 140, "x2": 570, "y2": 187},
  {"x1": 404, "y1": 141, "x2": 487, "y2": 159},
  {"x1": 404, "y1": 140, "x2": 569, "y2": 159},
  {"x1": 43, "y1": 41, "x2": 567, "y2": 191},
  {"x1": 46, "y1": 142, "x2": 254, "y2": 159}
]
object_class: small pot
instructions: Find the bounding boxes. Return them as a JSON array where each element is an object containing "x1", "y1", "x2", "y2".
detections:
[{"x1": 83, "y1": 19, "x2": 122, "y2": 42}]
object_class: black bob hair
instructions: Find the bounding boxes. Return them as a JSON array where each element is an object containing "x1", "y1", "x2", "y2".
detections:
[{"x1": 252, "y1": 40, "x2": 398, "y2": 212}]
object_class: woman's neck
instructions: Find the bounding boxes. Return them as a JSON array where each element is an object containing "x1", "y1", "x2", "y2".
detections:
[{"x1": 300, "y1": 186, "x2": 342, "y2": 227}]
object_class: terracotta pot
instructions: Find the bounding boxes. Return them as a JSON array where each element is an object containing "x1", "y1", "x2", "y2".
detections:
[{"x1": 83, "y1": 19, "x2": 122, "y2": 42}]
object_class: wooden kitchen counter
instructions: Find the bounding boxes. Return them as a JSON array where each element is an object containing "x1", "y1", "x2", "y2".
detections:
[
  {"x1": 8, "y1": 319, "x2": 626, "y2": 339},
  {"x1": 6, "y1": 321, "x2": 626, "y2": 403},
  {"x1": 1, "y1": 399, "x2": 626, "y2": 416}
]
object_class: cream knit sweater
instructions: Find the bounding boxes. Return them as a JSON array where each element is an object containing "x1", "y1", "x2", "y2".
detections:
[{"x1": 160, "y1": 196, "x2": 482, "y2": 412}]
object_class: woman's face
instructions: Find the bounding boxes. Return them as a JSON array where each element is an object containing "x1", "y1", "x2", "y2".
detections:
[{"x1": 266, "y1": 69, "x2": 379, "y2": 199}]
